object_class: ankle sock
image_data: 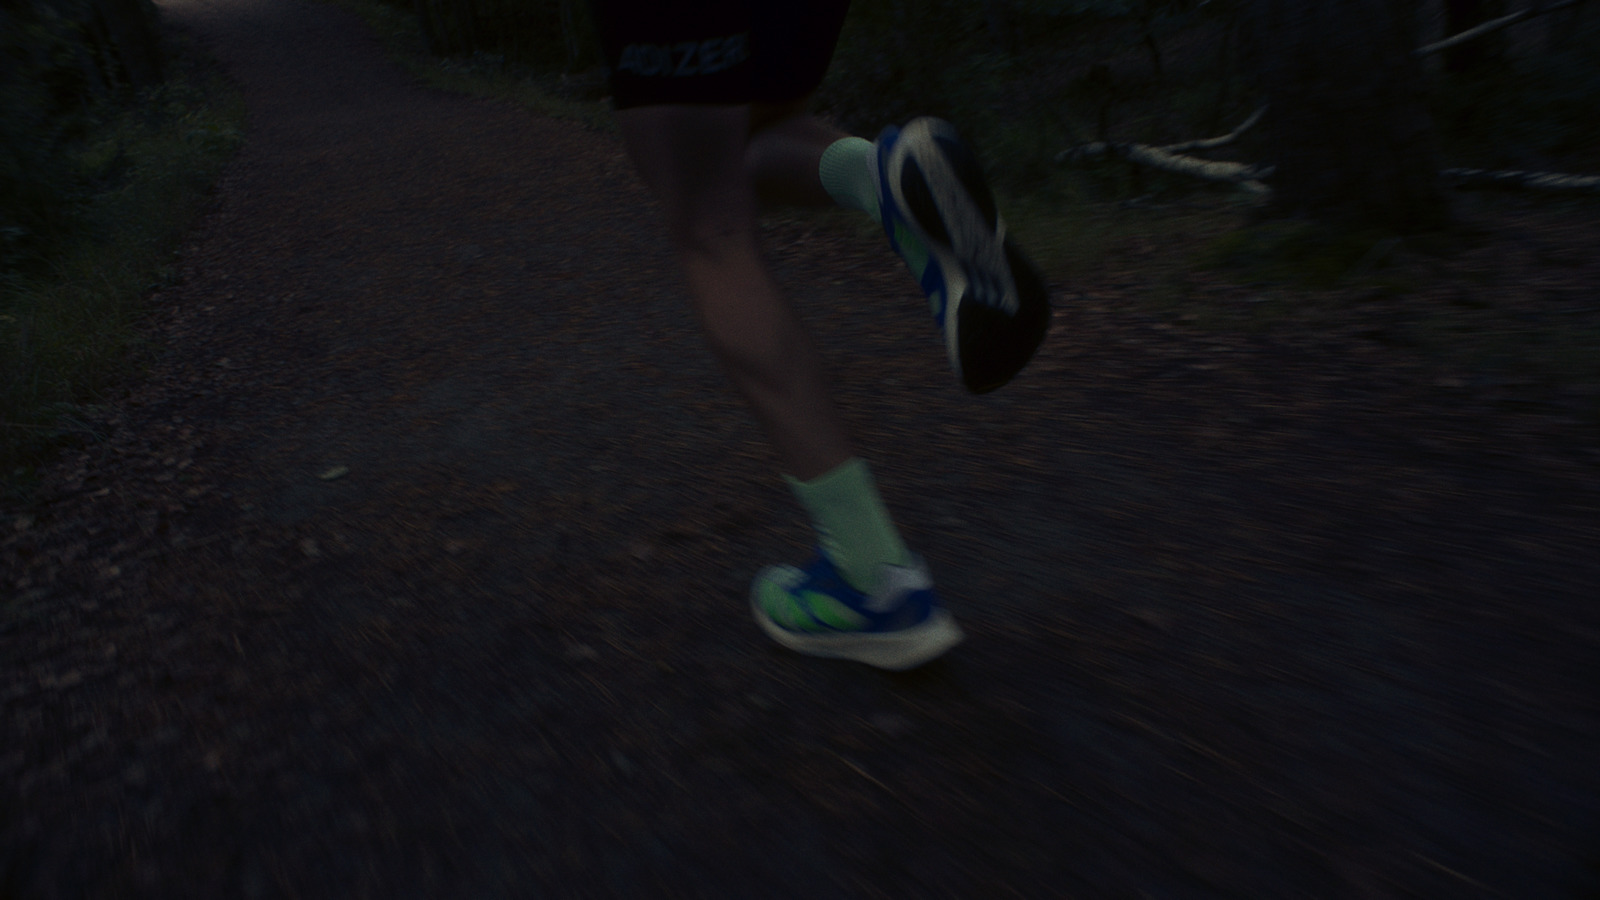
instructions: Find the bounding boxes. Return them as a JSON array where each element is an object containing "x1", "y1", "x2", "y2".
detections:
[
  {"x1": 819, "y1": 135, "x2": 932, "y2": 287},
  {"x1": 784, "y1": 457, "x2": 912, "y2": 593}
]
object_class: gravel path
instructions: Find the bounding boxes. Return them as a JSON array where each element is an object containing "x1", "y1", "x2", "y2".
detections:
[{"x1": 3, "y1": 0, "x2": 1598, "y2": 896}]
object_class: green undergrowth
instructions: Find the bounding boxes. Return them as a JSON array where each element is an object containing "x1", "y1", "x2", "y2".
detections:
[
  {"x1": 1176, "y1": 208, "x2": 1600, "y2": 421},
  {"x1": 1194, "y1": 221, "x2": 1410, "y2": 290},
  {"x1": 1, "y1": 30, "x2": 245, "y2": 500}
]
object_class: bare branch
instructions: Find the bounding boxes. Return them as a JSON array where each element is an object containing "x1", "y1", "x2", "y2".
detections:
[
  {"x1": 1414, "y1": 0, "x2": 1581, "y2": 59},
  {"x1": 1055, "y1": 142, "x2": 1116, "y2": 166},
  {"x1": 1055, "y1": 141, "x2": 1273, "y2": 194},
  {"x1": 1443, "y1": 167, "x2": 1600, "y2": 194},
  {"x1": 1160, "y1": 106, "x2": 1268, "y2": 155}
]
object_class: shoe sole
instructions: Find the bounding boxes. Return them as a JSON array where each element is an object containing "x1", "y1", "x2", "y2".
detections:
[
  {"x1": 882, "y1": 118, "x2": 1052, "y2": 394},
  {"x1": 750, "y1": 589, "x2": 965, "y2": 671}
]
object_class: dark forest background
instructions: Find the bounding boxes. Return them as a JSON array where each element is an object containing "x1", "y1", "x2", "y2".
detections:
[
  {"x1": 3, "y1": 0, "x2": 1598, "y2": 479},
  {"x1": 5, "y1": 0, "x2": 1599, "y2": 279},
  {"x1": 401, "y1": 0, "x2": 1600, "y2": 227}
]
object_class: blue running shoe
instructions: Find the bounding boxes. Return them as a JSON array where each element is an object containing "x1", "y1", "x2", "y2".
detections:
[
  {"x1": 875, "y1": 117, "x2": 1052, "y2": 394},
  {"x1": 751, "y1": 552, "x2": 963, "y2": 670}
]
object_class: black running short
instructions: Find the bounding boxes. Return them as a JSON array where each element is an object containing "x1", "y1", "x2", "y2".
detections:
[{"x1": 589, "y1": 0, "x2": 851, "y2": 110}]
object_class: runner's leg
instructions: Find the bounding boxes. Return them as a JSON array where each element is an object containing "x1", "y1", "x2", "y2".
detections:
[
  {"x1": 744, "y1": 98, "x2": 922, "y2": 277},
  {"x1": 745, "y1": 96, "x2": 848, "y2": 209},
  {"x1": 598, "y1": 1, "x2": 961, "y2": 668},
  {"x1": 616, "y1": 103, "x2": 852, "y2": 482}
]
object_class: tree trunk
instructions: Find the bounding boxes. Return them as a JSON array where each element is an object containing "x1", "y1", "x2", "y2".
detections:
[
  {"x1": 413, "y1": 0, "x2": 442, "y2": 56},
  {"x1": 1134, "y1": 2, "x2": 1165, "y2": 81},
  {"x1": 1443, "y1": 0, "x2": 1508, "y2": 73},
  {"x1": 1245, "y1": 0, "x2": 1448, "y2": 233},
  {"x1": 559, "y1": 0, "x2": 582, "y2": 70},
  {"x1": 93, "y1": 0, "x2": 166, "y2": 88},
  {"x1": 415, "y1": 0, "x2": 470, "y2": 57},
  {"x1": 978, "y1": 0, "x2": 1017, "y2": 56},
  {"x1": 77, "y1": 0, "x2": 166, "y2": 91}
]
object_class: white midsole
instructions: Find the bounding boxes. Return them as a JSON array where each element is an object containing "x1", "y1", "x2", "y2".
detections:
[{"x1": 752, "y1": 601, "x2": 965, "y2": 671}]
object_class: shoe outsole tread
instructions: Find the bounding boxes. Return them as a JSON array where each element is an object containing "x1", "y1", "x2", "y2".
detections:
[{"x1": 878, "y1": 117, "x2": 1051, "y2": 394}]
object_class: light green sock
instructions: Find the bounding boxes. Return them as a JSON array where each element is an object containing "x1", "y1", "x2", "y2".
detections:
[
  {"x1": 819, "y1": 136, "x2": 880, "y2": 221},
  {"x1": 785, "y1": 457, "x2": 913, "y2": 593},
  {"x1": 818, "y1": 136, "x2": 931, "y2": 287}
]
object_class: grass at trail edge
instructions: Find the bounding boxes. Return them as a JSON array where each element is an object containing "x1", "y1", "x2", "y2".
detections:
[{"x1": 1, "y1": 28, "x2": 246, "y2": 501}]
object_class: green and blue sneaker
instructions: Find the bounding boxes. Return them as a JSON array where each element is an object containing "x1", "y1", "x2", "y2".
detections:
[
  {"x1": 751, "y1": 551, "x2": 963, "y2": 670},
  {"x1": 874, "y1": 117, "x2": 1052, "y2": 394}
]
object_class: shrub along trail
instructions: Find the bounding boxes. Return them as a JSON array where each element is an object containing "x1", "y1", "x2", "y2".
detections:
[{"x1": 3, "y1": 0, "x2": 1598, "y2": 895}]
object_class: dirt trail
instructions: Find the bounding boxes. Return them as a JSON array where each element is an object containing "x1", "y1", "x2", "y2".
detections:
[{"x1": 3, "y1": 0, "x2": 1598, "y2": 896}]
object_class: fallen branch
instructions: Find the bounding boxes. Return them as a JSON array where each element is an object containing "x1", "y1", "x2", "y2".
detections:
[
  {"x1": 1121, "y1": 144, "x2": 1274, "y2": 194},
  {"x1": 1414, "y1": 0, "x2": 1582, "y2": 59},
  {"x1": 1442, "y1": 167, "x2": 1600, "y2": 194},
  {"x1": 1057, "y1": 149, "x2": 1600, "y2": 199},
  {"x1": 1057, "y1": 107, "x2": 1600, "y2": 199}
]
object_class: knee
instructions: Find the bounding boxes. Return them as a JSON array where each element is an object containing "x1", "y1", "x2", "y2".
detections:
[{"x1": 661, "y1": 189, "x2": 757, "y2": 259}]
